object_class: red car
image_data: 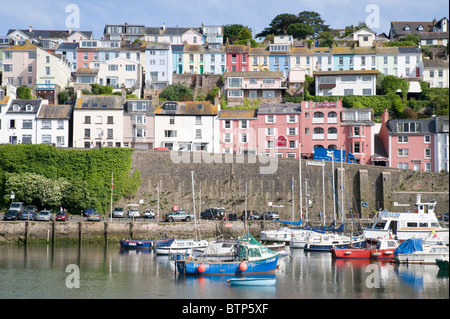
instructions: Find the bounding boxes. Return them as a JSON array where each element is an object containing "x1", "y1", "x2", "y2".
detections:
[{"x1": 55, "y1": 211, "x2": 69, "y2": 221}]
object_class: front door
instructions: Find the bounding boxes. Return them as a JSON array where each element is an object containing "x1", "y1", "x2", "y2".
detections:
[
  {"x1": 200, "y1": 65, "x2": 203, "y2": 74},
  {"x1": 414, "y1": 163, "x2": 420, "y2": 171}
]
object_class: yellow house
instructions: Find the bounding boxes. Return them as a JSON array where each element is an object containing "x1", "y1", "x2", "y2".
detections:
[{"x1": 183, "y1": 44, "x2": 205, "y2": 74}]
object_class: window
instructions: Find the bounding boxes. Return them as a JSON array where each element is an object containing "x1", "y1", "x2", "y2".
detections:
[
  {"x1": 224, "y1": 133, "x2": 231, "y2": 143},
  {"x1": 22, "y1": 135, "x2": 32, "y2": 144},
  {"x1": 133, "y1": 128, "x2": 146, "y2": 138},
  {"x1": 195, "y1": 129, "x2": 202, "y2": 139},
  {"x1": 397, "y1": 122, "x2": 421, "y2": 133},
  {"x1": 266, "y1": 115, "x2": 275, "y2": 123},
  {"x1": 353, "y1": 142, "x2": 361, "y2": 153},
  {"x1": 240, "y1": 120, "x2": 248, "y2": 129},
  {"x1": 362, "y1": 89, "x2": 372, "y2": 95},
  {"x1": 287, "y1": 115, "x2": 297, "y2": 123},
  {"x1": 398, "y1": 149, "x2": 409, "y2": 157},
  {"x1": 108, "y1": 64, "x2": 118, "y2": 71},
  {"x1": 41, "y1": 135, "x2": 52, "y2": 145},
  {"x1": 125, "y1": 65, "x2": 135, "y2": 71},
  {"x1": 28, "y1": 64, "x2": 32, "y2": 73},
  {"x1": 240, "y1": 133, "x2": 247, "y2": 143},
  {"x1": 45, "y1": 66, "x2": 50, "y2": 75},
  {"x1": 424, "y1": 148, "x2": 431, "y2": 159},
  {"x1": 438, "y1": 70, "x2": 443, "y2": 77},
  {"x1": 262, "y1": 91, "x2": 275, "y2": 98},
  {"x1": 288, "y1": 127, "x2": 297, "y2": 136},
  {"x1": 398, "y1": 136, "x2": 408, "y2": 143},
  {"x1": 84, "y1": 129, "x2": 90, "y2": 138},
  {"x1": 107, "y1": 129, "x2": 113, "y2": 139},
  {"x1": 289, "y1": 141, "x2": 296, "y2": 149},
  {"x1": 228, "y1": 77, "x2": 242, "y2": 88},
  {"x1": 344, "y1": 89, "x2": 353, "y2": 96},
  {"x1": 383, "y1": 56, "x2": 388, "y2": 65},
  {"x1": 107, "y1": 116, "x2": 114, "y2": 124},
  {"x1": 338, "y1": 57, "x2": 344, "y2": 65},
  {"x1": 164, "y1": 130, "x2": 177, "y2": 138},
  {"x1": 266, "y1": 140, "x2": 274, "y2": 149},
  {"x1": 227, "y1": 90, "x2": 243, "y2": 98},
  {"x1": 266, "y1": 128, "x2": 274, "y2": 136},
  {"x1": 22, "y1": 120, "x2": 33, "y2": 129},
  {"x1": 224, "y1": 120, "x2": 231, "y2": 129},
  {"x1": 425, "y1": 162, "x2": 431, "y2": 172},
  {"x1": 41, "y1": 120, "x2": 51, "y2": 129},
  {"x1": 196, "y1": 116, "x2": 202, "y2": 125}
]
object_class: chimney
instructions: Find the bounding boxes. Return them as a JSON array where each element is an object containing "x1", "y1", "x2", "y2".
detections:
[
  {"x1": 29, "y1": 26, "x2": 33, "y2": 33},
  {"x1": 163, "y1": 23, "x2": 166, "y2": 31},
  {"x1": 77, "y1": 88, "x2": 82, "y2": 100},
  {"x1": 382, "y1": 108, "x2": 389, "y2": 124},
  {"x1": 69, "y1": 26, "x2": 73, "y2": 34}
]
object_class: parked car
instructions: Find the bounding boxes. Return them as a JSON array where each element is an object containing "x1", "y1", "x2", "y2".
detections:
[
  {"x1": 112, "y1": 207, "x2": 125, "y2": 218},
  {"x1": 35, "y1": 210, "x2": 53, "y2": 221},
  {"x1": 9, "y1": 202, "x2": 24, "y2": 213},
  {"x1": 240, "y1": 210, "x2": 260, "y2": 220},
  {"x1": 18, "y1": 210, "x2": 36, "y2": 220},
  {"x1": 24, "y1": 205, "x2": 38, "y2": 213},
  {"x1": 128, "y1": 208, "x2": 140, "y2": 218},
  {"x1": 444, "y1": 213, "x2": 449, "y2": 222},
  {"x1": 200, "y1": 208, "x2": 226, "y2": 220},
  {"x1": 144, "y1": 209, "x2": 155, "y2": 219},
  {"x1": 3, "y1": 210, "x2": 19, "y2": 221},
  {"x1": 55, "y1": 211, "x2": 69, "y2": 221},
  {"x1": 162, "y1": 210, "x2": 193, "y2": 222},
  {"x1": 87, "y1": 211, "x2": 101, "y2": 221},
  {"x1": 260, "y1": 211, "x2": 280, "y2": 220},
  {"x1": 83, "y1": 207, "x2": 95, "y2": 217}
]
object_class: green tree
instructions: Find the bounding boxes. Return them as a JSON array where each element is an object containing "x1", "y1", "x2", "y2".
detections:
[
  {"x1": 159, "y1": 83, "x2": 193, "y2": 101},
  {"x1": 382, "y1": 75, "x2": 409, "y2": 99},
  {"x1": 57, "y1": 90, "x2": 69, "y2": 104},
  {"x1": 223, "y1": 24, "x2": 249, "y2": 43},
  {"x1": 17, "y1": 86, "x2": 32, "y2": 99},
  {"x1": 318, "y1": 31, "x2": 335, "y2": 47},
  {"x1": 286, "y1": 23, "x2": 315, "y2": 39},
  {"x1": 297, "y1": 11, "x2": 330, "y2": 36},
  {"x1": 256, "y1": 13, "x2": 300, "y2": 37}
]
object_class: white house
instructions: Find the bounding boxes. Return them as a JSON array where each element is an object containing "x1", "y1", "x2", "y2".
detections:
[
  {"x1": 434, "y1": 116, "x2": 449, "y2": 172},
  {"x1": 1, "y1": 98, "x2": 46, "y2": 145},
  {"x1": 36, "y1": 104, "x2": 72, "y2": 147},
  {"x1": 397, "y1": 47, "x2": 423, "y2": 78},
  {"x1": 72, "y1": 93, "x2": 125, "y2": 148},
  {"x1": 96, "y1": 57, "x2": 142, "y2": 97},
  {"x1": 314, "y1": 70, "x2": 379, "y2": 96},
  {"x1": 153, "y1": 101, "x2": 219, "y2": 152},
  {"x1": 423, "y1": 59, "x2": 449, "y2": 88},
  {"x1": 145, "y1": 42, "x2": 172, "y2": 89}
]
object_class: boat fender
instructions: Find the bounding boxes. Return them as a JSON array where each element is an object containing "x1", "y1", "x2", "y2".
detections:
[
  {"x1": 372, "y1": 252, "x2": 381, "y2": 257},
  {"x1": 362, "y1": 202, "x2": 368, "y2": 208},
  {"x1": 239, "y1": 262, "x2": 247, "y2": 271},
  {"x1": 344, "y1": 252, "x2": 352, "y2": 255},
  {"x1": 197, "y1": 264, "x2": 206, "y2": 273}
]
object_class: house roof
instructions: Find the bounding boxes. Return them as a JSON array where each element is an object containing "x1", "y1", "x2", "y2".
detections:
[
  {"x1": 56, "y1": 42, "x2": 79, "y2": 50},
  {"x1": 313, "y1": 69, "x2": 379, "y2": 76},
  {"x1": 37, "y1": 104, "x2": 72, "y2": 119},
  {"x1": 423, "y1": 58, "x2": 449, "y2": 68},
  {"x1": 386, "y1": 118, "x2": 436, "y2": 134},
  {"x1": 144, "y1": 26, "x2": 200, "y2": 36},
  {"x1": 390, "y1": 21, "x2": 434, "y2": 37},
  {"x1": 7, "y1": 29, "x2": 92, "y2": 39},
  {"x1": 4, "y1": 43, "x2": 38, "y2": 51},
  {"x1": 217, "y1": 109, "x2": 257, "y2": 119},
  {"x1": 257, "y1": 103, "x2": 301, "y2": 114},
  {"x1": 397, "y1": 47, "x2": 422, "y2": 54},
  {"x1": 226, "y1": 44, "x2": 249, "y2": 53},
  {"x1": 7, "y1": 99, "x2": 43, "y2": 113},
  {"x1": 146, "y1": 42, "x2": 171, "y2": 50},
  {"x1": 436, "y1": 116, "x2": 449, "y2": 133},
  {"x1": 153, "y1": 101, "x2": 218, "y2": 115},
  {"x1": 75, "y1": 95, "x2": 123, "y2": 109},
  {"x1": 75, "y1": 68, "x2": 99, "y2": 75}
]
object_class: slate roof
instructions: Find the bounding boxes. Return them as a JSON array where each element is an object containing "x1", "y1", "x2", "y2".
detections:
[
  {"x1": 153, "y1": 101, "x2": 218, "y2": 116},
  {"x1": 75, "y1": 95, "x2": 123, "y2": 109},
  {"x1": 7, "y1": 29, "x2": 92, "y2": 39},
  {"x1": 420, "y1": 31, "x2": 449, "y2": 40},
  {"x1": 386, "y1": 118, "x2": 436, "y2": 134},
  {"x1": 217, "y1": 109, "x2": 257, "y2": 119},
  {"x1": 37, "y1": 104, "x2": 72, "y2": 119},
  {"x1": 56, "y1": 42, "x2": 79, "y2": 50},
  {"x1": 423, "y1": 59, "x2": 449, "y2": 68},
  {"x1": 257, "y1": 103, "x2": 301, "y2": 114},
  {"x1": 7, "y1": 99, "x2": 43, "y2": 113}
]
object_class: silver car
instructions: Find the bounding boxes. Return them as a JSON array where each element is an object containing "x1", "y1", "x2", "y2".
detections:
[
  {"x1": 87, "y1": 211, "x2": 101, "y2": 221},
  {"x1": 35, "y1": 210, "x2": 53, "y2": 221},
  {"x1": 112, "y1": 207, "x2": 125, "y2": 218}
]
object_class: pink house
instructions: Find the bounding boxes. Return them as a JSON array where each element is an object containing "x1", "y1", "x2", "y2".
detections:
[
  {"x1": 256, "y1": 104, "x2": 301, "y2": 158},
  {"x1": 77, "y1": 48, "x2": 98, "y2": 69},
  {"x1": 379, "y1": 109, "x2": 435, "y2": 171},
  {"x1": 299, "y1": 100, "x2": 343, "y2": 158},
  {"x1": 217, "y1": 109, "x2": 258, "y2": 155},
  {"x1": 226, "y1": 44, "x2": 249, "y2": 72},
  {"x1": 2, "y1": 44, "x2": 37, "y2": 87}
]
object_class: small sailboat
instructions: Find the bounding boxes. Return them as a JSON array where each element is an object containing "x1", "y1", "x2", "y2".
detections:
[
  {"x1": 394, "y1": 238, "x2": 449, "y2": 264},
  {"x1": 304, "y1": 233, "x2": 366, "y2": 252},
  {"x1": 154, "y1": 238, "x2": 209, "y2": 255}
]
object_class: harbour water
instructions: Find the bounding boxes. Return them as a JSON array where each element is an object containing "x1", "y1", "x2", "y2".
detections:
[{"x1": 0, "y1": 242, "x2": 448, "y2": 300}]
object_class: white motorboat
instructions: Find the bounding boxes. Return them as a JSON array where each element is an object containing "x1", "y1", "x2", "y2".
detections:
[
  {"x1": 260, "y1": 227, "x2": 304, "y2": 242},
  {"x1": 154, "y1": 238, "x2": 209, "y2": 255},
  {"x1": 290, "y1": 230, "x2": 322, "y2": 248},
  {"x1": 304, "y1": 233, "x2": 366, "y2": 252},
  {"x1": 394, "y1": 238, "x2": 449, "y2": 264},
  {"x1": 363, "y1": 194, "x2": 449, "y2": 245}
]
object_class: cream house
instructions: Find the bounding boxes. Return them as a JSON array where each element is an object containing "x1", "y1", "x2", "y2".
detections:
[
  {"x1": 96, "y1": 57, "x2": 142, "y2": 97},
  {"x1": 72, "y1": 93, "x2": 125, "y2": 148}
]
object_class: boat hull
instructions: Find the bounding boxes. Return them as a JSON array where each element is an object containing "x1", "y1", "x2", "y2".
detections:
[
  {"x1": 176, "y1": 255, "x2": 279, "y2": 275},
  {"x1": 228, "y1": 278, "x2": 276, "y2": 286},
  {"x1": 436, "y1": 258, "x2": 449, "y2": 270},
  {"x1": 120, "y1": 238, "x2": 174, "y2": 249},
  {"x1": 332, "y1": 248, "x2": 396, "y2": 259}
]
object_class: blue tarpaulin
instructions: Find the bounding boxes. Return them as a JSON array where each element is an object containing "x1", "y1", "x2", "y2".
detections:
[{"x1": 394, "y1": 238, "x2": 423, "y2": 255}]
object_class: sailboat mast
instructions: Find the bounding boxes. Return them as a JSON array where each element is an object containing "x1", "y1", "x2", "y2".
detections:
[
  {"x1": 340, "y1": 146, "x2": 344, "y2": 224},
  {"x1": 332, "y1": 155, "x2": 336, "y2": 223},
  {"x1": 322, "y1": 159, "x2": 326, "y2": 226},
  {"x1": 299, "y1": 142, "x2": 302, "y2": 221},
  {"x1": 191, "y1": 171, "x2": 197, "y2": 241}
]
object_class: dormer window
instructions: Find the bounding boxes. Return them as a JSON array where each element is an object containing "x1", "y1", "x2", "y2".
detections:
[
  {"x1": 404, "y1": 25, "x2": 410, "y2": 31},
  {"x1": 12, "y1": 104, "x2": 20, "y2": 111},
  {"x1": 26, "y1": 104, "x2": 33, "y2": 111},
  {"x1": 417, "y1": 25, "x2": 424, "y2": 31}
]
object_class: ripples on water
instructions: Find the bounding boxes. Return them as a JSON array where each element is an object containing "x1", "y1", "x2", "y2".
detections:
[{"x1": 0, "y1": 243, "x2": 448, "y2": 300}]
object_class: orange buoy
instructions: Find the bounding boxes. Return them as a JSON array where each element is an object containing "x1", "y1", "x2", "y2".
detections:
[
  {"x1": 239, "y1": 262, "x2": 247, "y2": 271},
  {"x1": 197, "y1": 264, "x2": 206, "y2": 273}
]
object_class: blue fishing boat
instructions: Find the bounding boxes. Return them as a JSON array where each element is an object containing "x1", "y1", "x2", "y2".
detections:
[
  {"x1": 175, "y1": 234, "x2": 279, "y2": 275},
  {"x1": 227, "y1": 277, "x2": 276, "y2": 286}
]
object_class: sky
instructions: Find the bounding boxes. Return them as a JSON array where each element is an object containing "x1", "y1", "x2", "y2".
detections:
[{"x1": 1, "y1": 0, "x2": 449, "y2": 38}]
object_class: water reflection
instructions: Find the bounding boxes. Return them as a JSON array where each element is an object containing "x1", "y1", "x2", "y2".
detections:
[{"x1": 0, "y1": 243, "x2": 447, "y2": 299}]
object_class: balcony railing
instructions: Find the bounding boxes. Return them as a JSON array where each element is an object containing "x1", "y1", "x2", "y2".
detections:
[{"x1": 35, "y1": 84, "x2": 56, "y2": 90}]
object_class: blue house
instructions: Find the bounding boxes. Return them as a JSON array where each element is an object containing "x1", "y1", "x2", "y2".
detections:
[{"x1": 172, "y1": 44, "x2": 184, "y2": 74}]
